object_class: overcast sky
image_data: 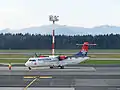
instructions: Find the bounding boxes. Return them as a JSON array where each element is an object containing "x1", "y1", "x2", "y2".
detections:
[{"x1": 0, "y1": 0, "x2": 120, "y2": 29}]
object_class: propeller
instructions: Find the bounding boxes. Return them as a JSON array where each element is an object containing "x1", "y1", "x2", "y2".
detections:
[
  {"x1": 34, "y1": 53, "x2": 40, "y2": 57},
  {"x1": 76, "y1": 43, "x2": 97, "y2": 46}
]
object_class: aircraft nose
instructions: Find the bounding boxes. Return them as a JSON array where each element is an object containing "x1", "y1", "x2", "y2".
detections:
[
  {"x1": 25, "y1": 62, "x2": 29, "y2": 66},
  {"x1": 86, "y1": 57, "x2": 90, "y2": 60},
  {"x1": 88, "y1": 57, "x2": 90, "y2": 59}
]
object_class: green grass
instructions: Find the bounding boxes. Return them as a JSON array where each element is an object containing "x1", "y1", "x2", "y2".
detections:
[
  {"x1": 88, "y1": 54, "x2": 120, "y2": 58},
  {"x1": 88, "y1": 49, "x2": 120, "y2": 53},
  {"x1": 0, "y1": 49, "x2": 120, "y2": 64},
  {"x1": 0, "y1": 59, "x2": 27, "y2": 63},
  {"x1": 0, "y1": 54, "x2": 30, "y2": 58},
  {"x1": 81, "y1": 60, "x2": 120, "y2": 64},
  {"x1": 0, "y1": 54, "x2": 120, "y2": 58},
  {"x1": 1, "y1": 49, "x2": 120, "y2": 53}
]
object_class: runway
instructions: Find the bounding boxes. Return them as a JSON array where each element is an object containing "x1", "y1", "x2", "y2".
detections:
[{"x1": 0, "y1": 65, "x2": 120, "y2": 90}]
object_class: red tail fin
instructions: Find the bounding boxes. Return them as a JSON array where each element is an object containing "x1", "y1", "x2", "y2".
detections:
[
  {"x1": 80, "y1": 42, "x2": 89, "y2": 52},
  {"x1": 75, "y1": 42, "x2": 96, "y2": 57}
]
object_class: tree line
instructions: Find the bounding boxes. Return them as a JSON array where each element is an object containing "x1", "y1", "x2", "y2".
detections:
[{"x1": 0, "y1": 33, "x2": 119, "y2": 49}]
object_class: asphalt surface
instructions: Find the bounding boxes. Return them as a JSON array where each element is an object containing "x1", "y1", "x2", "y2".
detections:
[
  {"x1": 0, "y1": 87, "x2": 74, "y2": 90},
  {"x1": 0, "y1": 65, "x2": 120, "y2": 90}
]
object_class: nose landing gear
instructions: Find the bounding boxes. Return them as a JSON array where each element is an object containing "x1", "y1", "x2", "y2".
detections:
[
  {"x1": 58, "y1": 65, "x2": 64, "y2": 69},
  {"x1": 49, "y1": 66, "x2": 53, "y2": 69},
  {"x1": 28, "y1": 67, "x2": 31, "y2": 70}
]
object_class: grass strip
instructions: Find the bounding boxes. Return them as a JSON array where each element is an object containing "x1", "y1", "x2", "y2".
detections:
[
  {"x1": 1, "y1": 54, "x2": 120, "y2": 58},
  {"x1": 81, "y1": 60, "x2": 120, "y2": 64},
  {"x1": 0, "y1": 59, "x2": 27, "y2": 63},
  {"x1": 1, "y1": 49, "x2": 120, "y2": 53}
]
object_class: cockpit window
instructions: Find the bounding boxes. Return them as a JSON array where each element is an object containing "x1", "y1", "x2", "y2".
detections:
[{"x1": 29, "y1": 60, "x2": 36, "y2": 61}]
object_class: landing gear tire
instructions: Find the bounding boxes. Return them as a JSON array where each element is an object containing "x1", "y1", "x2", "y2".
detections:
[
  {"x1": 50, "y1": 66, "x2": 53, "y2": 69},
  {"x1": 28, "y1": 67, "x2": 31, "y2": 70},
  {"x1": 60, "y1": 66, "x2": 64, "y2": 69}
]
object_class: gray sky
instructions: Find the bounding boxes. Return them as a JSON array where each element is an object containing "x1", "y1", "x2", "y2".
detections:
[{"x1": 0, "y1": 0, "x2": 120, "y2": 29}]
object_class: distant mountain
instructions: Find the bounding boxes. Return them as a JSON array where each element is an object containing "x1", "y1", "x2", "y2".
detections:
[
  {"x1": 0, "y1": 24, "x2": 120, "y2": 35},
  {"x1": 0, "y1": 28, "x2": 11, "y2": 33}
]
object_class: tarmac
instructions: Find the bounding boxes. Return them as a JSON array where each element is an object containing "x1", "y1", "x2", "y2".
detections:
[
  {"x1": 0, "y1": 65, "x2": 120, "y2": 90},
  {"x1": 0, "y1": 87, "x2": 74, "y2": 90}
]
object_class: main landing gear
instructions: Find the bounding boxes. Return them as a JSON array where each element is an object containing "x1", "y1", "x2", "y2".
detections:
[
  {"x1": 50, "y1": 66, "x2": 53, "y2": 69},
  {"x1": 49, "y1": 66, "x2": 64, "y2": 69},
  {"x1": 60, "y1": 66, "x2": 64, "y2": 69}
]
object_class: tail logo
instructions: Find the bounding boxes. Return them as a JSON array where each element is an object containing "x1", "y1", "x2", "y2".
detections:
[
  {"x1": 81, "y1": 50, "x2": 87, "y2": 55},
  {"x1": 75, "y1": 42, "x2": 96, "y2": 57}
]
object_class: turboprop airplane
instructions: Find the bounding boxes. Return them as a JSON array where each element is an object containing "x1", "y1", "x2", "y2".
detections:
[{"x1": 25, "y1": 42, "x2": 96, "y2": 70}]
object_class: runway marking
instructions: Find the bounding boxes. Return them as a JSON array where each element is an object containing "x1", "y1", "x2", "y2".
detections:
[
  {"x1": 24, "y1": 76, "x2": 52, "y2": 90},
  {"x1": 24, "y1": 76, "x2": 52, "y2": 79},
  {"x1": 24, "y1": 77, "x2": 38, "y2": 90}
]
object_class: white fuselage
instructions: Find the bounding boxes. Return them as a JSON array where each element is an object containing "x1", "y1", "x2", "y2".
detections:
[{"x1": 25, "y1": 56, "x2": 90, "y2": 67}]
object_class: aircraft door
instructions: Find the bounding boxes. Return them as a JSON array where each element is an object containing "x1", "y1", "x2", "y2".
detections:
[{"x1": 32, "y1": 60, "x2": 37, "y2": 66}]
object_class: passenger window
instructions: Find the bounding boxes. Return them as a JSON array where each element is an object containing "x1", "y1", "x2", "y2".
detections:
[{"x1": 38, "y1": 59, "x2": 42, "y2": 61}]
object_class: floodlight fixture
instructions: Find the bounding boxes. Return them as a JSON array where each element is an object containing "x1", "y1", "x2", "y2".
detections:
[
  {"x1": 49, "y1": 15, "x2": 59, "y2": 24},
  {"x1": 49, "y1": 15, "x2": 59, "y2": 56}
]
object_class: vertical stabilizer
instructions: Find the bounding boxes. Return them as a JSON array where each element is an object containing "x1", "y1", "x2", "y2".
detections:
[{"x1": 75, "y1": 42, "x2": 89, "y2": 57}]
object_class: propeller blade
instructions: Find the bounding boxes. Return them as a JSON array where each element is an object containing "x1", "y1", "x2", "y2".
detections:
[{"x1": 76, "y1": 44, "x2": 97, "y2": 46}]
